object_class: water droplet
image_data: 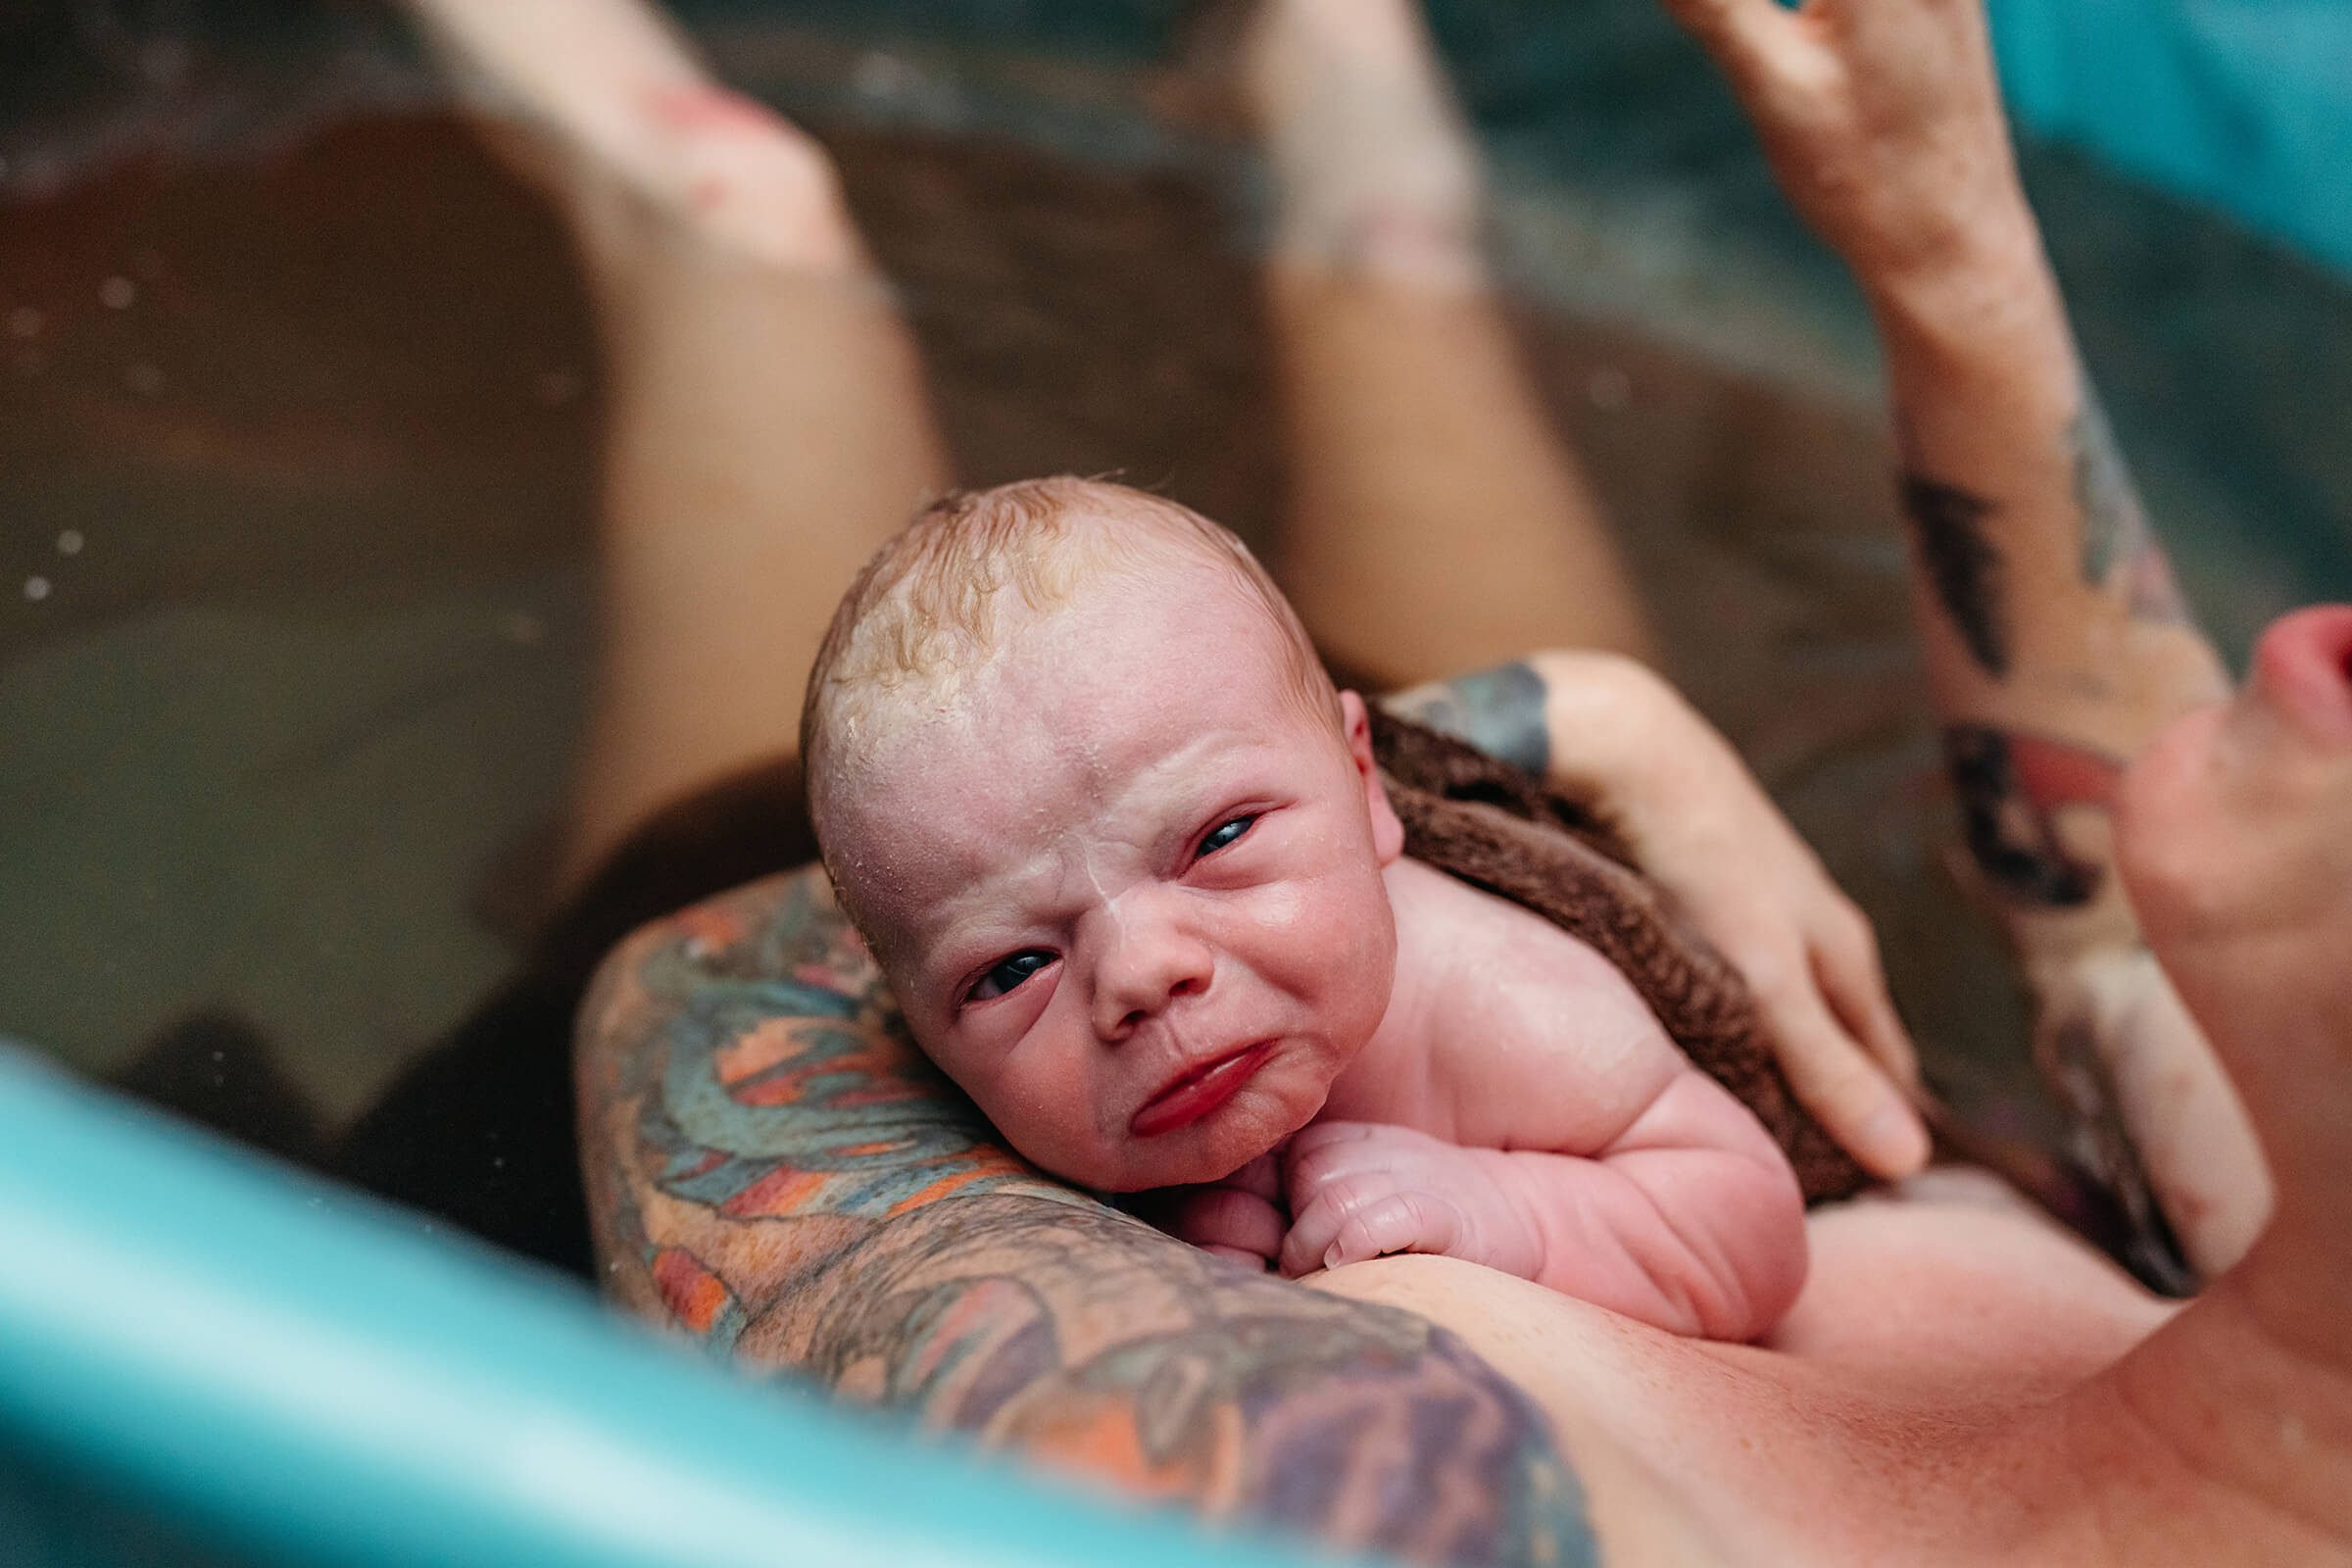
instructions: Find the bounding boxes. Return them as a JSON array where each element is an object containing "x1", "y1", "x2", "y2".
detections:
[
  {"x1": 1587, "y1": 366, "x2": 1631, "y2": 413},
  {"x1": 55, "y1": 530, "x2": 82, "y2": 557},
  {"x1": 534, "y1": 368, "x2": 582, "y2": 406},
  {"x1": 99, "y1": 275, "x2": 135, "y2": 310},
  {"x1": 6, "y1": 306, "x2": 38, "y2": 339},
  {"x1": 125, "y1": 361, "x2": 164, "y2": 396},
  {"x1": 24, "y1": 575, "x2": 51, "y2": 602}
]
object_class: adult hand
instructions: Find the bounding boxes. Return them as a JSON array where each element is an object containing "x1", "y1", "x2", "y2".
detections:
[
  {"x1": 1279, "y1": 1123, "x2": 1543, "y2": 1280},
  {"x1": 1527, "y1": 651, "x2": 1931, "y2": 1179},
  {"x1": 1656, "y1": 0, "x2": 2036, "y2": 303}
]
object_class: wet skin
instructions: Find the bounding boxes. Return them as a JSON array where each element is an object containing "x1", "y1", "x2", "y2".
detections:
[
  {"x1": 819, "y1": 550, "x2": 1803, "y2": 1338},
  {"x1": 1314, "y1": 605, "x2": 2352, "y2": 1565},
  {"x1": 2117, "y1": 606, "x2": 2352, "y2": 1343},
  {"x1": 824, "y1": 566, "x2": 1402, "y2": 1195}
]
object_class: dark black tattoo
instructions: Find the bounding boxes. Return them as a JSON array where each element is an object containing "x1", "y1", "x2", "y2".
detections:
[
  {"x1": 1901, "y1": 474, "x2": 2011, "y2": 678},
  {"x1": 2038, "y1": 1013, "x2": 2198, "y2": 1297},
  {"x1": 2069, "y1": 396, "x2": 2190, "y2": 624},
  {"x1": 1943, "y1": 724, "x2": 2120, "y2": 906},
  {"x1": 1383, "y1": 661, "x2": 1551, "y2": 775}
]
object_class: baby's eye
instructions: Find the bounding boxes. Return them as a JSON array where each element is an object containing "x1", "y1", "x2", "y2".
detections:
[
  {"x1": 968, "y1": 950, "x2": 1056, "y2": 1004},
  {"x1": 1197, "y1": 814, "x2": 1258, "y2": 858}
]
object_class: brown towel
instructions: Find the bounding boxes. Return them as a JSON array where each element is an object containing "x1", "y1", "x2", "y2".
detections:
[{"x1": 1371, "y1": 709, "x2": 1871, "y2": 1204}]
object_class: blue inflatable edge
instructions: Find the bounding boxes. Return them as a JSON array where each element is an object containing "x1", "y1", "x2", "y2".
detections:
[
  {"x1": 1991, "y1": 0, "x2": 2352, "y2": 277},
  {"x1": 0, "y1": 1045, "x2": 1361, "y2": 1568}
]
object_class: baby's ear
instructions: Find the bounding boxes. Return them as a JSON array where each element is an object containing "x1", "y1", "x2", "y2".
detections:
[{"x1": 1339, "y1": 691, "x2": 1406, "y2": 865}]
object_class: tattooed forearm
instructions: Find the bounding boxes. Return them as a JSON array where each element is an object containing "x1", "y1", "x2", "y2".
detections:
[
  {"x1": 578, "y1": 867, "x2": 1594, "y2": 1567},
  {"x1": 1380, "y1": 660, "x2": 1551, "y2": 775},
  {"x1": 2068, "y1": 394, "x2": 2190, "y2": 624},
  {"x1": 1943, "y1": 724, "x2": 2125, "y2": 907},
  {"x1": 1900, "y1": 473, "x2": 2011, "y2": 678}
]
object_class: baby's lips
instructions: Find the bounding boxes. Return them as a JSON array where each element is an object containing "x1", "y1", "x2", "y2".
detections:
[
  {"x1": 1129, "y1": 1041, "x2": 1274, "y2": 1139},
  {"x1": 2250, "y1": 605, "x2": 2352, "y2": 746}
]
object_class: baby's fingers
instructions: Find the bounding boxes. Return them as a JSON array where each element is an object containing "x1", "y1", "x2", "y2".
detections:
[
  {"x1": 1282, "y1": 1187, "x2": 1458, "y2": 1278},
  {"x1": 1162, "y1": 1186, "x2": 1287, "y2": 1266}
]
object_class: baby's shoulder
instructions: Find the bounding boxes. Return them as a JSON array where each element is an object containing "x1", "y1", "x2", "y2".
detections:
[
  {"x1": 1383, "y1": 857, "x2": 1682, "y2": 1118},
  {"x1": 1387, "y1": 855, "x2": 1627, "y2": 984}
]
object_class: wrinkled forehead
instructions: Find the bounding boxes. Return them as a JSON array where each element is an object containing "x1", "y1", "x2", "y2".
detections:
[{"x1": 819, "y1": 567, "x2": 1319, "y2": 951}]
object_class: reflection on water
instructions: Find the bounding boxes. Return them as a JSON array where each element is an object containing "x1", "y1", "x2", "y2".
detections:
[{"x1": 1, "y1": 6, "x2": 2346, "y2": 1198}]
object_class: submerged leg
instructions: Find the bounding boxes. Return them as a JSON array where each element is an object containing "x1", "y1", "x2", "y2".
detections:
[
  {"x1": 1237, "y1": 0, "x2": 1654, "y2": 686},
  {"x1": 405, "y1": 0, "x2": 953, "y2": 896}
]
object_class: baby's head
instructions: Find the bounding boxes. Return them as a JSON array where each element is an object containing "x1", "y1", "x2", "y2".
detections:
[{"x1": 805, "y1": 477, "x2": 1404, "y2": 1191}]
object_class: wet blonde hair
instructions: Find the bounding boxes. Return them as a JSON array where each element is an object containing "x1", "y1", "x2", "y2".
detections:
[{"x1": 802, "y1": 477, "x2": 1340, "y2": 868}]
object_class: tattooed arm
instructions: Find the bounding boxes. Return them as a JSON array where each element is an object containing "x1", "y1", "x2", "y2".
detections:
[
  {"x1": 1384, "y1": 654, "x2": 1929, "y2": 1180},
  {"x1": 574, "y1": 865, "x2": 1593, "y2": 1567},
  {"x1": 1655, "y1": 0, "x2": 2269, "y2": 1275}
]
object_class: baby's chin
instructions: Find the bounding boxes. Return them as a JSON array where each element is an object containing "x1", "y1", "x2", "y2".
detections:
[{"x1": 1100, "y1": 1080, "x2": 1327, "y2": 1192}]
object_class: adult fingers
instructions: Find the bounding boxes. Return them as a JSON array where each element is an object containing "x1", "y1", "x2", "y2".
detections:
[
  {"x1": 1813, "y1": 905, "x2": 1922, "y2": 1092},
  {"x1": 1757, "y1": 965, "x2": 1930, "y2": 1179},
  {"x1": 1653, "y1": 0, "x2": 1808, "y2": 88}
]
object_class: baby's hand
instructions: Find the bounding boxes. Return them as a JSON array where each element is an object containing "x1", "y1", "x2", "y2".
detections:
[
  {"x1": 1146, "y1": 1152, "x2": 1289, "y2": 1271},
  {"x1": 1279, "y1": 1123, "x2": 1543, "y2": 1280},
  {"x1": 1657, "y1": 0, "x2": 2034, "y2": 301}
]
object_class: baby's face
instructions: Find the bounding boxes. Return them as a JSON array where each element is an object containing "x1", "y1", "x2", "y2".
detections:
[{"x1": 830, "y1": 569, "x2": 1403, "y2": 1192}]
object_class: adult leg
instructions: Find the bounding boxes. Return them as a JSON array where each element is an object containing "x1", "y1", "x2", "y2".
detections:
[
  {"x1": 405, "y1": 0, "x2": 953, "y2": 898},
  {"x1": 1237, "y1": 0, "x2": 1654, "y2": 687},
  {"x1": 341, "y1": 0, "x2": 947, "y2": 1270}
]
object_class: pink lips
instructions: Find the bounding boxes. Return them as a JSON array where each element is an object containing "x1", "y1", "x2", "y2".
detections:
[
  {"x1": 1129, "y1": 1042, "x2": 1274, "y2": 1139},
  {"x1": 2253, "y1": 605, "x2": 2352, "y2": 742}
]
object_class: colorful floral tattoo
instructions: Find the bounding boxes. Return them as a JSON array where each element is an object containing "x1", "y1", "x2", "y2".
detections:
[{"x1": 576, "y1": 866, "x2": 1595, "y2": 1567}]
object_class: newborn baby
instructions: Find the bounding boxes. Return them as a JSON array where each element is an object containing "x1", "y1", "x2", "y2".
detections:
[{"x1": 803, "y1": 477, "x2": 1806, "y2": 1340}]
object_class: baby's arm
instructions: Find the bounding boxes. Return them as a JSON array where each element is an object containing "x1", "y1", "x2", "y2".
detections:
[
  {"x1": 1385, "y1": 653, "x2": 1928, "y2": 1181},
  {"x1": 1284, "y1": 1070, "x2": 1806, "y2": 1342}
]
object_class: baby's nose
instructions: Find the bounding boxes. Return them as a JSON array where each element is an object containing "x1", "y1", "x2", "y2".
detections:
[{"x1": 1087, "y1": 904, "x2": 1214, "y2": 1041}]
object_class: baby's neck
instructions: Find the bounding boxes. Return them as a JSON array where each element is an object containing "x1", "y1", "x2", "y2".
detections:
[{"x1": 1314, "y1": 858, "x2": 1465, "y2": 1128}]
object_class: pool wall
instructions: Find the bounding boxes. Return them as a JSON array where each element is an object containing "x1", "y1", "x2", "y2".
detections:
[{"x1": 0, "y1": 1047, "x2": 1371, "y2": 1568}]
